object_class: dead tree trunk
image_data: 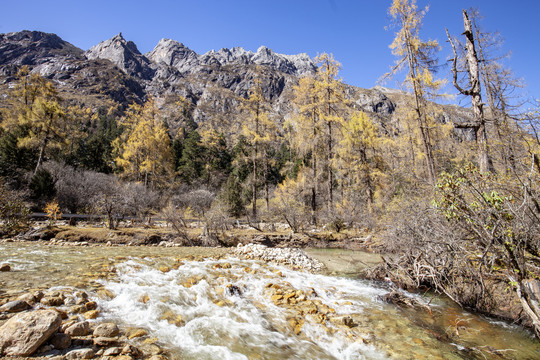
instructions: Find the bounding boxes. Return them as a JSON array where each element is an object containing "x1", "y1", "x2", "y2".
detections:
[{"x1": 447, "y1": 10, "x2": 494, "y2": 173}]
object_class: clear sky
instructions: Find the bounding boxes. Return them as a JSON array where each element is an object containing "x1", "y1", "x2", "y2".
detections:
[{"x1": 1, "y1": 0, "x2": 539, "y2": 107}]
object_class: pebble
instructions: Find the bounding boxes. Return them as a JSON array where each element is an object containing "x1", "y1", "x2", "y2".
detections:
[
  {"x1": 65, "y1": 348, "x2": 95, "y2": 359},
  {"x1": 0, "y1": 263, "x2": 11, "y2": 271},
  {"x1": 64, "y1": 321, "x2": 89, "y2": 336},
  {"x1": 93, "y1": 322, "x2": 119, "y2": 337},
  {"x1": 127, "y1": 328, "x2": 148, "y2": 339},
  {"x1": 83, "y1": 309, "x2": 99, "y2": 319}
]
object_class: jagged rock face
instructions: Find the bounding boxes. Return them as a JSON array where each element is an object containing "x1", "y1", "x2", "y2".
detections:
[
  {"x1": 0, "y1": 30, "x2": 84, "y2": 79},
  {"x1": 86, "y1": 33, "x2": 155, "y2": 80},
  {"x1": 352, "y1": 88, "x2": 396, "y2": 116},
  {"x1": 146, "y1": 39, "x2": 316, "y2": 78},
  {"x1": 0, "y1": 30, "x2": 84, "y2": 66},
  {"x1": 146, "y1": 39, "x2": 200, "y2": 73},
  {"x1": 0, "y1": 30, "x2": 473, "y2": 135}
]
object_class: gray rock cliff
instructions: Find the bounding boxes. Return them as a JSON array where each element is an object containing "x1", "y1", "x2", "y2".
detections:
[{"x1": 0, "y1": 30, "x2": 473, "y2": 137}]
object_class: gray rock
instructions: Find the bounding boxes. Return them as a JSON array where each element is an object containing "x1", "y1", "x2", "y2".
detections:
[
  {"x1": 86, "y1": 33, "x2": 154, "y2": 80},
  {"x1": 0, "y1": 309, "x2": 62, "y2": 356},
  {"x1": 0, "y1": 299, "x2": 31, "y2": 313},
  {"x1": 146, "y1": 38, "x2": 200, "y2": 73},
  {"x1": 41, "y1": 296, "x2": 64, "y2": 306},
  {"x1": 17, "y1": 291, "x2": 40, "y2": 304},
  {"x1": 122, "y1": 344, "x2": 142, "y2": 357},
  {"x1": 103, "y1": 347, "x2": 122, "y2": 356},
  {"x1": 50, "y1": 332, "x2": 71, "y2": 350},
  {"x1": 93, "y1": 322, "x2": 119, "y2": 337},
  {"x1": 93, "y1": 336, "x2": 118, "y2": 347},
  {"x1": 64, "y1": 321, "x2": 89, "y2": 336},
  {"x1": 65, "y1": 348, "x2": 95, "y2": 359}
]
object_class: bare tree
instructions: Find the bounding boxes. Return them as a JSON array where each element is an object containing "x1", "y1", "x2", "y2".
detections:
[{"x1": 447, "y1": 9, "x2": 494, "y2": 173}]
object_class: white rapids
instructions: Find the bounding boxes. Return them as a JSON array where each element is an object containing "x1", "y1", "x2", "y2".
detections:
[{"x1": 96, "y1": 257, "x2": 390, "y2": 360}]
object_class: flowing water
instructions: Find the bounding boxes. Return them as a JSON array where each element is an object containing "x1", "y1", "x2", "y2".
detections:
[{"x1": 1, "y1": 242, "x2": 539, "y2": 359}]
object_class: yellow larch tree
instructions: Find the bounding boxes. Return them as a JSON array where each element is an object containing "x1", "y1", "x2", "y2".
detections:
[
  {"x1": 291, "y1": 75, "x2": 323, "y2": 224},
  {"x1": 313, "y1": 53, "x2": 347, "y2": 209},
  {"x1": 387, "y1": 0, "x2": 443, "y2": 184},
  {"x1": 241, "y1": 76, "x2": 276, "y2": 218},
  {"x1": 2, "y1": 66, "x2": 68, "y2": 174},
  {"x1": 114, "y1": 98, "x2": 173, "y2": 189},
  {"x1": 337, "y1": 111, "x2": 384, "y2": 214}
]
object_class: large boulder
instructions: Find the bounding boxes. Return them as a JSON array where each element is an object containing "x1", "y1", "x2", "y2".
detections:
[{"x1": 0, "y1": 309, "x2": 62, "y2": 356}]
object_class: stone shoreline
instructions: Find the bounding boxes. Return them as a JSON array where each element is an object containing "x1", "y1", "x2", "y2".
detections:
[
  {"x1": 0, "y1": 288, "x2": 168, "y2": 360},
  {"x1": 0, "y1": 241, "x2": 336, "y2": 359}
]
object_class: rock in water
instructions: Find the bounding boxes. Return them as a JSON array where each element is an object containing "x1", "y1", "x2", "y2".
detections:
[
  {"x1": 0, "y1": 263, "x2": 10, "y2": 271},
  {"x1": 64, "y1": 321, "x2": 89, "y2": 336},
  {"x1": 0, "y1": 309, "x2": 62, "y2": 356},
  {"x1": 0, "y1": 299, "x2": 31, "y2": 313},
  {"x1": 93, "y1": 322, "x2": 119, "y2": 337}
]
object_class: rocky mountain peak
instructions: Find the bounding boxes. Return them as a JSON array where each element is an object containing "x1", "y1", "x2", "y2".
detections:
[
  {"x1": 146, "y1": 38, "x2": 198, "y2": 73},
  {"x1": 86, "y1": 33, "x2": 154, "y2": 80},
  {"x1": 251, "y1": 46, "x2": 316, "y2": 76},
  {"x1": 0, "y1": 30, "x2": 84, "y2": 73}
]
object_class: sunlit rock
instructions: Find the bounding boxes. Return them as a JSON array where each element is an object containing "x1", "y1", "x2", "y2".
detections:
[{"x1": 0, "y1": 309, "x2": 61, "y2": 356}]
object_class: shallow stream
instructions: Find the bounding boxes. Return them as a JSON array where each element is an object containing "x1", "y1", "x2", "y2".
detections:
[{"x1": 1, "y1": 242, "x2": 539, "y2": 359}]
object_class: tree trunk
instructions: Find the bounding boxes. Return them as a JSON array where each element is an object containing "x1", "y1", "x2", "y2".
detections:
[
  {"x1": 448, "y1": 10, "x2": 493, "y2": 173},
  {"x1": 34, "y1": 113, "x2": 54, "y2": 175},
  {"x1": 252, "y1": 151, "x2": 257, "y2": 218},
  {"x1": 311, "y1": 153, "x2": 318, "y2": 225},
  {"x1": 405, "y1": 31, "x2": 436, "y2": 184},
  {"x1": 360, "y1": 148, "x2": 374, "y2": 213},
  {"x1": 327, "y1": 120, "x2": 334, "y2": 208},
  {"x1": 252, "y1": 108, "x2": 259, "y2": 219}
]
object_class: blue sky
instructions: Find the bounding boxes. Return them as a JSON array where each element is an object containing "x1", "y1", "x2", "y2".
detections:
[{"x1": 1, "y1": 0, "x2": 539, "y2": 106}]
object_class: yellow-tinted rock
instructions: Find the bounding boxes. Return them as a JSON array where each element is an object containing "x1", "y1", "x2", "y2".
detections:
[
  {"x1": 284, "y1": 292, "x2": 296, "y2": 300},
  {"x1": 139, "y1": 294, "x2": 150, "y2": 304},
  {"x1": 143, "y1": 337, "x2": 159, "y2": 345},
  {"x1": 85, "y1": 301, "x2": 97, "y2": 310},
  {"x1": 116, "y1": 356, "x2": 133, "y2": 360},
  {"x1": 159, "y1": 266, "x2": 171, "y2": 273},
  {"x1": 149, "y1": 344, "x2": 163, "y2": 355},
  {"x1": 83, "y1": 310, "x2": 100, "y2": 319},
  {"x1": 127, "y1": 328, "x2": 148, "y2": 339},
  {"x1": 97, "y1": 289, "x2": 115, "y2": 299},
  {"x1": 159, "y1": 311, "x2": 184, "y2": 326},
  {"x1": 221, "y1": 263, "x2": 231, "y2": 269}
]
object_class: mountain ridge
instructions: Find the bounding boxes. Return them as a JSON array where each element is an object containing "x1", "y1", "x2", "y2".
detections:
[{"x1": 0, "y1": 30, "x2": 472, "y2": 139}]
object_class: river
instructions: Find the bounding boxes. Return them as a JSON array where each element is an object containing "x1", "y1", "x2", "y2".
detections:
[{"x1": 0, "y1": 242, "x2": 539, "y2": 359}]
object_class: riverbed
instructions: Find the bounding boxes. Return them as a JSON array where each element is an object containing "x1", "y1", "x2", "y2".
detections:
[{"x1": 1, "y1": 242, "x2": 539, "y2": 359}]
